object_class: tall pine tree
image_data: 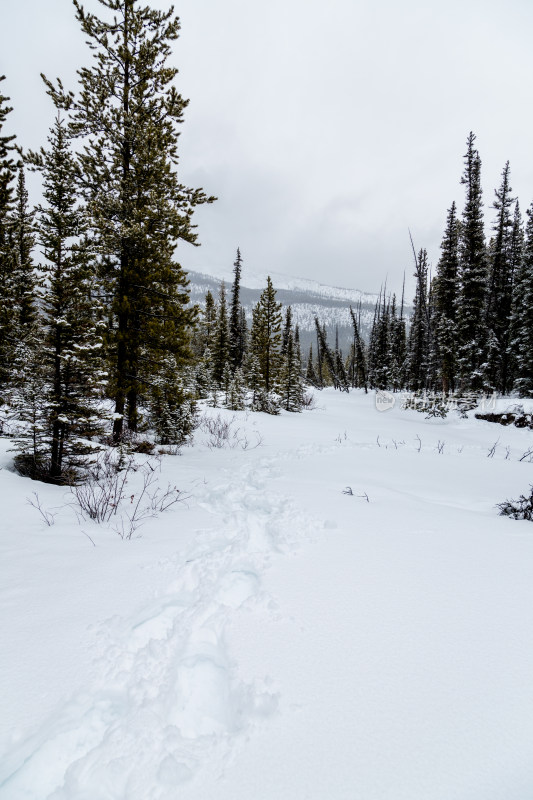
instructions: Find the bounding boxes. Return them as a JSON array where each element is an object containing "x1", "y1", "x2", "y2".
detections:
[
  {"x1": 15, "y1": 114, "x2": 106, "y2": 481},
  {"x1": 432, "y1": 202, "x2": 460, "y2": 393},
  {"x1": 44, "y1": 0, "x2": 214, "y2": 443},
  {"x1": 250, "y1": 276, "x2": 282, "y2": 393},
  {"x1": 456, "y1": 132, "x2": 488, "y2": 391},
  {"x1": 510, "y1": 203, "x2": 533, "y2": 396},
  {"x1": 229, "y1": 248, "x2": 245, "y2": 369},
  {"x1": 0, "y1": 76, "x2": 18, "y2": 394},
  {"x1": 484, "y1": 162, "x2": 515, "y2": 393}
]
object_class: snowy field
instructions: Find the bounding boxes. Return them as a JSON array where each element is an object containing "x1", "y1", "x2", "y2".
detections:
[{"x1": 1, "y1": 390, "x2": 533, "y2": 800}]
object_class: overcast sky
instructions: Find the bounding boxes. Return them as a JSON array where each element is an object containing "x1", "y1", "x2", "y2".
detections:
[{"x1": 2, "y1": 0, "x2": 533, "y2": 295}]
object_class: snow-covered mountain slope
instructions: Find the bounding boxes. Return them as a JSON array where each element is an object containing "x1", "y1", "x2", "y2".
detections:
[
  {"x1": 2, "y1": 391, "x2": 533, "y2": 799},
  {"x1": 186, "y1": 269, "x2": 385, "y2": 351}
]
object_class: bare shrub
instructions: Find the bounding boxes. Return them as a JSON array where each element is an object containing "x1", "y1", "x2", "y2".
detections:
[
  {"x1": 69, "y1": 449, "x2": 186, "y2": 538},
  {"x1": 487, "y1": 439, "x2": 499, "y2": 458},
  {"x1": 519, "y1": 447, "x2": 533, "y2": 463},
  {"x1": 26, "y1": 492, "x2": 57, "y2": 526},
  {"x1": 199, "y1": 413, "x2": 262, "y2": 450},
  {"x1": 70, "y1": 449, "x2": 133, "y2": 524}
]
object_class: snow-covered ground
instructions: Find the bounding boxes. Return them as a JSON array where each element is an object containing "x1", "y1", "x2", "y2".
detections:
[{"x1": 2, "y1": 391, "x2": 533, "y2": 800}]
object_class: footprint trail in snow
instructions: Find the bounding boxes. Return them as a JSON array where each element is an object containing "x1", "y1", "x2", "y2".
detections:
[{"x1": 0, "y1": 455, "x2": 319, "y2": 800}]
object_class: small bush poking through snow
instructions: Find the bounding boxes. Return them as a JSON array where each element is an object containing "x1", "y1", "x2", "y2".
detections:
[
  {"x1": 70, "y1": 448, "x2": 185, "y2": 538},
  {"x1": 199, "y1": 413, "x2": 262, "y2": 450},
  {"x1": 498, "y1": 487, "x2": 533, "y2": 521}
]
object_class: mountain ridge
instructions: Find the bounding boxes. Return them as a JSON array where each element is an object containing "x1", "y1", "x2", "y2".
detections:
[{"x1": 186, "y1": 268, "x2": 408, "y2": 352}]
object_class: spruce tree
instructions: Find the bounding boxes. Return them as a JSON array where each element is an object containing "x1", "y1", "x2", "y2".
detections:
[
  {"x1": 389, "y1": 293, "x2": 406, "y2": 392},
  {"x1": 198, "y1": 289, "x2": 217, "y2": 357},
  {"x1": 280, "y1": 330, "x2": 304, "y2": 411},
  {"x1": 212, "y1": 281, "x2": 229, "y2": 384},
  {"x1": 281, "y1": 306, "x2": 293, "y2": 357},
  {"x1": 348, "y1": 305, "x2": 368, "y2": 390},
  {"x1": 305, "y1": 344, "x2": 319, "y2": 386},
  {"x1": 229, "y1": 248, "x2": 245, "y2": 368},
  {"x1": 226, "y1": 367, "x2": 245, "y2": 410},
  {"x1": 368, "y1": 289, "x2": 391, "y2": 390},
  {"x1": 314, "y1": 318, "x2": 349, "y2": 392},
  {"x1": 244, "y1": 351, "x2": 264, "y2": 409},
  {"x1": 250, "y1": 276, "x2": 282, "y2": 393},
  {"x1": 15, "y1": 114, "x2": 106, "y2": 481},
  {"x1": 456, "y1": 132, "x2": 488, "y2": 391},
  {"x1": 0, "y1": 76, "x2": 18, "y2": 394},
  {"x1": 506, "y1": 202, "x2": 524, "y2": 390},
  {"x1": 510, "y1": 203, "x2": 533, "y2": 396},
  {"x1": 44, "y1": 0, "x2": 214, "y2": 443},
  {"x1": 484, "y1": 162, "x2": 516, "y2": 393},
  {"x1": 432, "y1": 202, "x2": 460, "y2": 393},
  {"x1": 405, "y1": 249, "x2": 430, "y2": 391},
  {"x1": 11, "y1": 166, "x2": 37, "y2": 334}
]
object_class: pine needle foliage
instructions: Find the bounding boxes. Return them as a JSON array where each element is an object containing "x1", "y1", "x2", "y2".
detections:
[{"x1": 42, "y1": 0, "x2": 215, "y2": 443}]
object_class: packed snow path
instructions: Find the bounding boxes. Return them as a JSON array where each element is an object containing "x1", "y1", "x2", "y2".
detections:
[{"x1": 2, "y1": 391, "x2": 533, "y2": 799}]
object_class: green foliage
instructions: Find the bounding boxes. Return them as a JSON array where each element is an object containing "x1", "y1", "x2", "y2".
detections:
[
  {"x1": 229, "y1": 248, "x2": 246, "y2": 369},
  {"x1": 279, "y1": 328, "x2": 304, "y2": 412},
  {"x1": 14, "y1": 114, "x2": 107, "y2": 482},
  {"x1": 148, "y1": 359, "x2": 197, "y2": 446},
  {"x1": 43, "y1": 0, "x2": 214, "y2": 443},
  {"x1": 250, "y1": 276, "x2": 282, "y2": 392},
  {"x1": 456, "y1": 132, "x2": 488, "y2": 391},
  {"x1": 226, "y1": 367, "x2": 246, "y2": 410},
  {"x1": 405, "y1": 249, "x2": 430, "y2": 392},
  {"x1": 212, "y1": 283, "x2": 229, "y2": 384},
  {"x1": 432, "y1": 202, "x2": 459, "y2": 393},
  {"x1": 0, "y1": 76, "x2": 19, "y2": 393},
  {"x1": 511, "y1": 203, "x2": 533, "y2": 396}
]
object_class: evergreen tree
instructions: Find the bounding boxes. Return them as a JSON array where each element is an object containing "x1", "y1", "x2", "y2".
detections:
[
  {"x1": 0, "y1": 76, "x2": 18, "y2": 394},
  {"x1": 368, "y1": 289, "x2": 391, "y2": 390},
  {"x1": 314, "y1": 318, "x2": 349, "y2": 391},
  {"x1": 348, "y1": 304, "x2": 368, "y2": 390},
  {"x1": 305, "y1": 344, "x2": 319, "y2": 386},
  {"x1": 15, "y1": 114, "x2": 106, "y2": 481},
  {"x1": 44, "y1": 0, "x2": 214, "y2": 443},
  {"x1": 11, "y1": 165, "x2": 37, "y2": 334},
  {"x1": 193, "y1": 353, "x2": 212, "y2": 400},
  {"x1": 506, "y1": 202, "x2": 524, "y2": 389},
  {"x1": 229, "y1": 248, "x2": 245, "y2": 368},
  {"x1": 405, "y1": 249, "x2": 430, "y2": 391},
  {"x1": 432, "y1": 202, "x2": 460, "y2": 393},
  {"x1": 281, "y1": 305, "x2": 293, "y2": 357},
  {"x1": 389, "y1": 293, "x2": 406, "y2": 392},
  {"x1": 238, "y1": 306, "x2": 248, "y2": 364},
  {"x1": 294, "y1": 323, "x2": 302, "y2": 363},
  {"x1": 212, "y1": 281, "x2": 229, "y2": 384},
  {"x1": 226, "y1": 367, "x2": 245, "y2": 410},
  {"x1": 222, "y1": 360, "x2": 233, "y2": 399},
  {"x1": 250, "y1": 276, "x2": 282, "y2": 393},
  {"x1": 197, "y1": 289, "x2": 217, "y2": 357},
  {"x1": 510, "y1": 203, "x2": 533, "y2": 396},
  {"x1": 148, "y1": 356, "x2": 196, "y2": 445},
  {"x1": 484, "y1": 162, "x2": 516, "y2": 393},
  {"x1": 244, "y1": 351, "x2": 264, "y2": 409},
  {"x1": 456, "y1": 132, "x2": 488, "y2": 391},
  {"x1": 279, "y1": 330, "x2": 304, "y2": 411}
]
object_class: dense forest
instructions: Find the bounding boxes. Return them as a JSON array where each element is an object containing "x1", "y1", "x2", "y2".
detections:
[{"x1": 1, "y1": 0, "x2": 532, "y2": 485}]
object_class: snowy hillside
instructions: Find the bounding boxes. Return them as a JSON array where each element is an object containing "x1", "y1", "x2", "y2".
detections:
[
  {"x1": 187, "y1": 269, "x2": 386, "y2": 351},
  {"x1": 2, "y1": 391, "x2": 533, "y2": 799}
]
